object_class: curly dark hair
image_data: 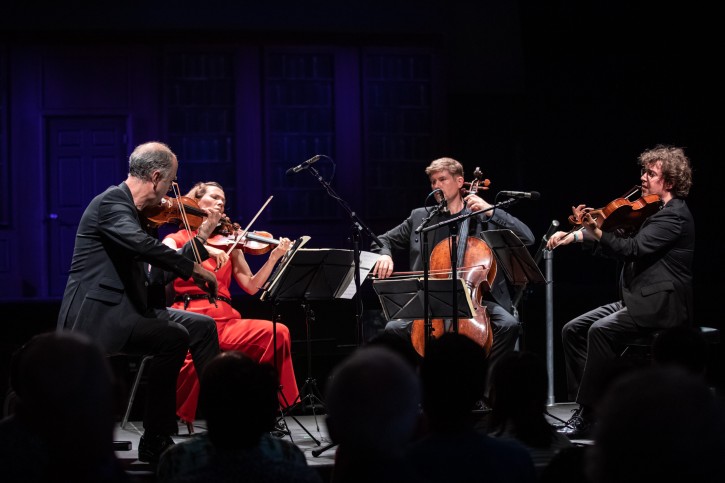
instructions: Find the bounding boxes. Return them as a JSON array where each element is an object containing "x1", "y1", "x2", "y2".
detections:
[{"x1": 639, "y1": 145, "x2": 693, "y2": 198}]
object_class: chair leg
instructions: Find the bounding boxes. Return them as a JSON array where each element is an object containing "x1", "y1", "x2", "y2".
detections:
[{"x1": 121, "y1": 355, "x2": 152, "y2": 429}]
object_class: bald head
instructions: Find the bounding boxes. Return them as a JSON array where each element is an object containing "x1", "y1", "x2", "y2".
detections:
[{"x1": 128, "y1": 141, "x2": 177, "y2": 182}]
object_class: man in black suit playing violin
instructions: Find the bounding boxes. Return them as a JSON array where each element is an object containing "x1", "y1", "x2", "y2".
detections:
[
  {"x1": 370, "y1": 157, "x2": 535, "y2": 390},
  {"x1": 546, "y1": 145, "x2": 695, "y2": 439},
  {"x1": 57, "y1": 141, "x2": 223, "y2": 462}
]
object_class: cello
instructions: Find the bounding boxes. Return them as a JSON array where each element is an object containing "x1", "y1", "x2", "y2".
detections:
[{"x1": 410, "y1": 168, "x2": 496, "y2": 357}]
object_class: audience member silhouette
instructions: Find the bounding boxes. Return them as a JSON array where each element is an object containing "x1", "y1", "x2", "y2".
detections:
[
  {"x1": 539, "y1": 445, "x2": 592, "y2": 483},
  {"x1": 159, "y1": 350, "x2": 320, "y2": 482},
  {"x1": 365, "y1": 330, "x2": 422, "y2": 371},
  {"x1": 406, "y1": 333, "x2": 537, "y2": 483},
  {"x1": 487, "y1": 350, "x2": 572, "y2": 474},
  {"x1": 325, "y1": 345, "x2": 422, "y2": 483},
  {"x1": 0, "y1": 331, "x2": 129, "y2": 483},
  {"x1": 586, "y1": 366, "x2": 725, "y2": 483}
]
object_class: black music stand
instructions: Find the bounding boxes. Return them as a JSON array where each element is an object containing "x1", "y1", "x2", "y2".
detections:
[
  {"x1": 372, "y1": 278, "x2": 475, "y2": 322},
  {"x1": 478, "y1": 229, "x2": 545, "y2": 287},
  {"x1": 479, "y1": 229, "x2": 545, "y2": 350},
  {"x1": 262, "y1": 247, "x2": 370, "y2": 446}
]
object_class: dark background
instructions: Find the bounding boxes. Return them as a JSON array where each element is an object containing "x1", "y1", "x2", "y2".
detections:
[{"x1": 1, "y1": 1, "x2": 723, "y2": 409}]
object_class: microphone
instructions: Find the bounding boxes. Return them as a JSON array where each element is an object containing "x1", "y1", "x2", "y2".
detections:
[
  {"x1": 431, "y1": 188, "x2": 448, "y2": 213},
  {"x1": 535, "y1": 219, "x2": 560, "y2": 263},
  {"x1": 499, "y1": 190, "x2": 541, "y2": 200},
  {"x1": 286, "y1": 155, "x2": 321, "y2": 175},
  {"x1": 543, "y1": 219, "x2": 560, "y2": 241}
]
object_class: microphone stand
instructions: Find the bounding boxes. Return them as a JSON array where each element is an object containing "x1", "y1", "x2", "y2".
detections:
[
  {"x1": 510, "y1": 219, "x2": 559, "y2": 405},
  {"x1": 304, "y1": 165, "x2": 383, "y2": 346},
  {"x1": 511, "y1": 219, "x2": 559, "y2": 322},
  {"x1": 540, "y1": 221, "x2": 559, "y2": 406},
  {"x1": 414, "y1": 201, "x2": 448, "y2": 351},
  {"x1": 421, "y1": 198, "x2": 521, "y2": 234},
  {"x1": 303, "y1": 163, "x2": 382, "y2": 459}
]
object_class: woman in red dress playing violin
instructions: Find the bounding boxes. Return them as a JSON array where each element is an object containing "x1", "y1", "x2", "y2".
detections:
[{"x1": 162, "y1": 181, "x2": 299, "y2": 430}]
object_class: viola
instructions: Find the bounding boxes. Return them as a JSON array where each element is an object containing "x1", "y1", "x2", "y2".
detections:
[
  {"x1": 207, "y1": 230, "x2": 280, "y2": 256},
  {"x1": 568, "y1": 186, "x2": 662, "y2": 235},
  {"x1": 142, "y1": 195, "x2": 207, "y2": 230}
]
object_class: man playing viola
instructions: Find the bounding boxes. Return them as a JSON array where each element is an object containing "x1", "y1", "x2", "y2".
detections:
[
  {"x1": 546, "y1": 145, "x2": 695, "y2": 439},
  {"x1": 371, "y1": 157, "x2": 535, "y2": 391},
  {"x1": 57, "y1": 141, "x2": 222, "y2": 463}
]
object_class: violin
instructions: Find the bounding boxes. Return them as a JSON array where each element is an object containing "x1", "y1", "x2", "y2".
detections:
[
  {"x1": 205, "y1": 214, "x2": 280, "y2": 255},
  {"x1": 207, "y1": 230, "x2": 280, "y2": 256},
  {"x1": 142, "y1": 195, "x2": 207, "y2": 230},
  {"x1": 568, "y1": 186, "x2": 662, "y2": 235}
]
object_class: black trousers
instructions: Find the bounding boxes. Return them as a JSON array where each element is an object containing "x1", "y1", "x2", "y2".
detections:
[
  {"x1": 121, "y1": 308, "x2": 219, "y2": 435},
  {"x1": 561, "y1": 300, "x2": 648, "y2": 407}
]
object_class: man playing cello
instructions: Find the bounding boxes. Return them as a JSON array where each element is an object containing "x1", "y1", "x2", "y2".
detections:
[{"x1": 370, "y1": 157, "x2": 535, "y2": 390}]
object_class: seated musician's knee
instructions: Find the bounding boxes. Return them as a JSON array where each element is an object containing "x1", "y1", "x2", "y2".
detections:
[{"x1": 160, "y1": 324, "x2": 191, "y2": 353}]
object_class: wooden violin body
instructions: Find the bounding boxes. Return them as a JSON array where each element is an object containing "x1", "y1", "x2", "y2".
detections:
[
  {"x1": 569, "y1": 193, "x2": 662, "y2": 235},
  {"x1": 142, "y1": 195, "x2": 207, "y2": 230},
  {"x1": 410, "y1": 236, "x2": 496, "y2": 357},
  {"x1": 207, "y1": 230, "x2": 279, "y2": 255}
]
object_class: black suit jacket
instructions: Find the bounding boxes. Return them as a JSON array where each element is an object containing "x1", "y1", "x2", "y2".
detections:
[
  {"x1": 57, "y1": 183, "x2": 207, "y2": 353},
  {"x1": 598, "y1": 197, "x2": 695, "y2": 328},
  {"x1": 371, "y1": 206, "x2": 535, "y2": 312}
]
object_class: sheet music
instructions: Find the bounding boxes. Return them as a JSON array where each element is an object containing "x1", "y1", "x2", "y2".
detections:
[
  {"x1": 260, "y1": 235, "x2": 311, "y2": 301},
  {"x1": 337, "y1": 251, "x2": 382, "y2": 299},
  {"x1": 261, "y1": 244, "x2": 379, "y2": 302}
]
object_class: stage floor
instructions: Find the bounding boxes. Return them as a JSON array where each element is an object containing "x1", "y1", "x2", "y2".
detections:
[{"x1": 114, "y1": 402, "x2": 585, "y2": 479}]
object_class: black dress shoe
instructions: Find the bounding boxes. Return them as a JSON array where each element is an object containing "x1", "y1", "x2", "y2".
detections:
[
  {"x1": 553, "y1": 406, "x2": 582, "y2": 430},
  {"x1": 557, "y1": 414, "x2": 594, "y2": 439},
  {"x1": 473, "y1": 399, "x2": 492, "y2": 413},
  {"x1": 270, "y1": 419, "x2": 290, "y2": 438},
  {"x1": 138, "y1": 433, "x2": 175, "y2": 463}
]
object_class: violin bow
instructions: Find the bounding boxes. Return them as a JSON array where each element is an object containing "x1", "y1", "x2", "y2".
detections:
[
  {"x1": 224, "y1": 196, "x2": 274, "y2": 256},
  {"x1": 170, "y1": 181, "x2": 202, "y2": 264}
]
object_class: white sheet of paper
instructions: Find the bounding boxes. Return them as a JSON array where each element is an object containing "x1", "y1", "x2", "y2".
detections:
[{"x1": 338, "y1": 251, "x2": 382, "y2": 299}]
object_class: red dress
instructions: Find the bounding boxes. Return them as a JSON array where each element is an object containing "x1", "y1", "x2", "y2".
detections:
[{"x1": 166, "y1": 230, "x2": 299, "y2": 422}]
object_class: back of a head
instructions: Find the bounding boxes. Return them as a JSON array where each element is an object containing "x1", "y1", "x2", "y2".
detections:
[
  {"x1": 9, "y1": 331, "x2": 118, "y2": 471},
  {"x1": 325, "y1": 346, "x2": 421, "y2": 454},
  {"x1": 488, "y1": 350, "x2": 551, "y2": 444},
  {"x1": 128, "y1": 141, "x2": 175, "y2": 181},
  {"x1": 587, "y1": 366, "x2": 725, "y2": 483},
  {"x1": 421, "y1": 333, "x2": 487, "y2": 429},
  {"x1": 365, "y1": 330, "x2": 422, "y2": 372},
  {"x1": 199, "y1": 351, "x2": 279, "y2": 449}
]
